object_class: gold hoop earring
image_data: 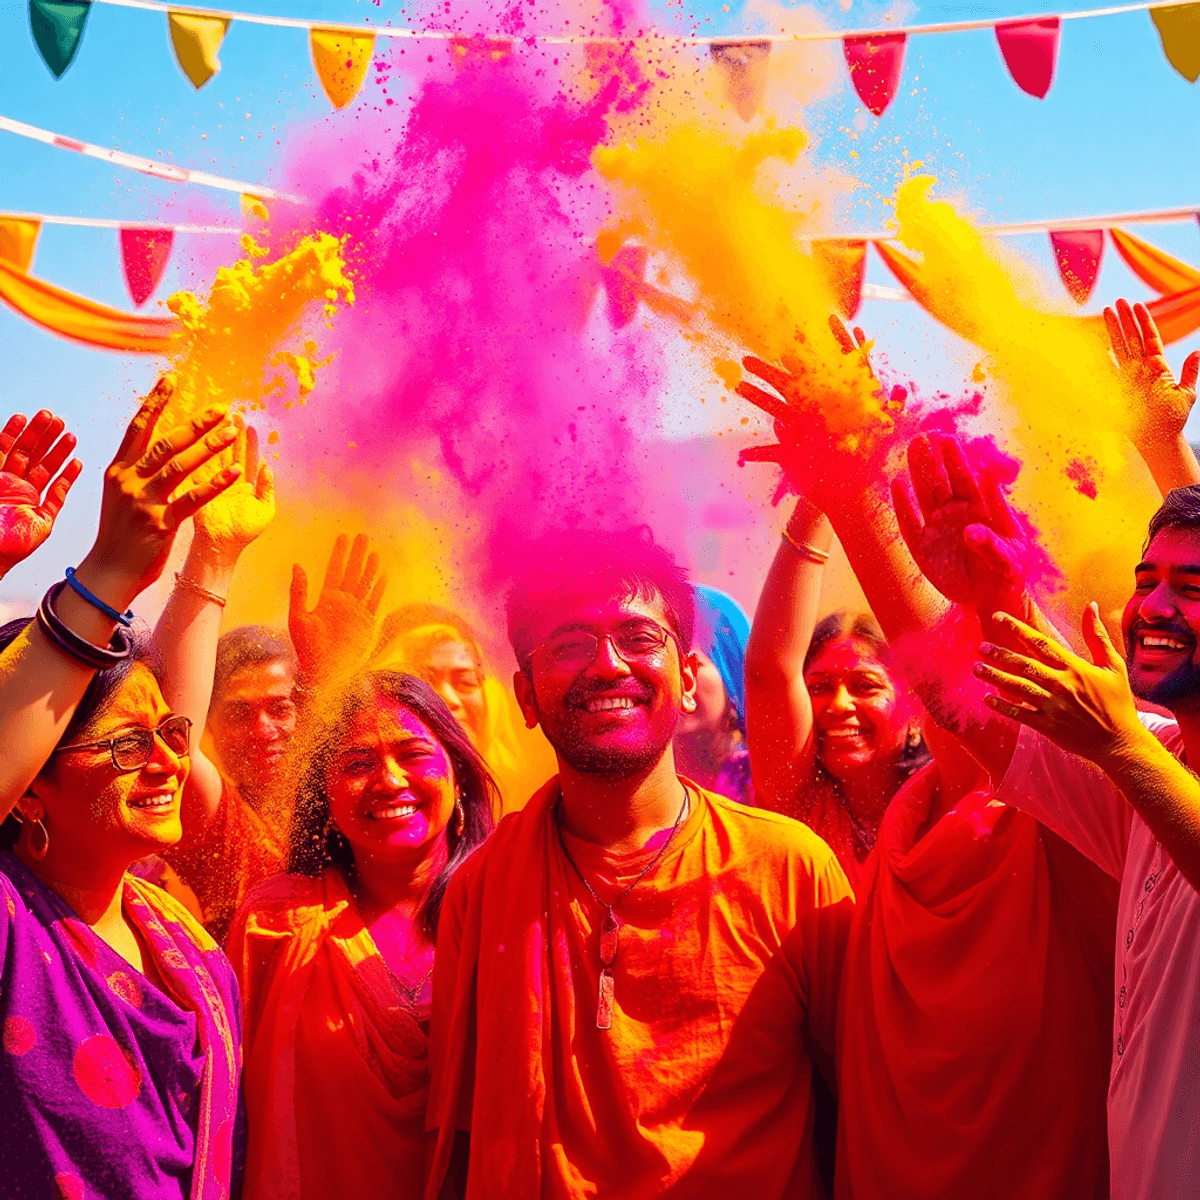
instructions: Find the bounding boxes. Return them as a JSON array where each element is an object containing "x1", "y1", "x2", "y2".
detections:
[
  {"x1": 454, "y1": 798, "x2": 466, "y2": 836},
  {"x1": 29, "y1": 817, "x2": 49, "y2": 861}
]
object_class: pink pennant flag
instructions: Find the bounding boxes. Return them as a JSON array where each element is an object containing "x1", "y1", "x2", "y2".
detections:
[
  {"x1": 842, "y1": 33, "x2": 906, "y2": 117},
  {"x1": 120, "y1": 228, "x2": 174, "y2": 307},
  {"x1": 995, "y1": 17, "x2": 1061, "y2": 98},
  {"x1": 601, "y1": 245, "x2": 649, "y2": 329},
  {"x1": 1050, "y1": 230, "x2": 1104, "y2": 304}
]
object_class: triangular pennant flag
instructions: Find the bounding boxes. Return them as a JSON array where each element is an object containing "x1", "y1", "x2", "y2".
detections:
[
  {"x1": 310, "y1": 28, "x2": 375, "y2": 109},
  {"x1": 168, "y1": 11, "x2": 230, "y2": 89},
  {"x1": 450, "y1": 36, "x2": 514, "y2": 66},
  {"x1": 995, "y1": 18, "x2": 1061, "y2": 98},
  {"x1": 601, "y1": 245, "x2": 649, "y2": 329},
  {"x1": 1150, "y1": 3, "x2": 1200, "y2": 82},
  {"x1": 0, "y1": 218, "x2": 42, "y2": 273},
  {"x1": 814, "y1": 239, "x2": 868, "y2": 319},
  {"x1": 842, "y1": 33, "x2": 906, "y2": 116},
  {"x1": 1110, "y1": 226, "x2": 1200, "y2": 294},
  {"x1": 709, "y1": 41, "x2": 772, "y2": 122},
  {"x1": 29, "y1": 0, "x2": 92, "y2": 79},
  {"x1": 120, "y1": 228, "x2": 174, "y2": 307},
  {"x1": 1050, "y1": 230, "x2": 1104, "y2": 304}
]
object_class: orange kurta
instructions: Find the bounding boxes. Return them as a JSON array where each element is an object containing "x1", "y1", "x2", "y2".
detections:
[
  {"x1": 427, "y1": 779, "x2": 853, "y2": 1200},
  {"x1": 836, "y1": 764, "x2": 1116, "y2": 1199},
  {"x1": 227, "y1": 870, "x2": 430, "y2": 1200}
]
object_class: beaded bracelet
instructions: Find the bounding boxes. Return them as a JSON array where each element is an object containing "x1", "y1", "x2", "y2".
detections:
[
  {"x1": 174, "y1": 572, "x2": 228, "y2": 609},
  {"x1": 37, "y1": 581, "x2": 134, "y2": 670},
  {"x1": 781, "y1": 528, "x2": 831, "y2": 564}
]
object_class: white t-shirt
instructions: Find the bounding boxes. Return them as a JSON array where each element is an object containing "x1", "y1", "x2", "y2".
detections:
[{"x1": 996, "y1": 713, "x2": 1200, "y2": 1200}]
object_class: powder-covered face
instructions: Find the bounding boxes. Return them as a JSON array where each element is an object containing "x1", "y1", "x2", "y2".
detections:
[
  {"x1": 517, "y1": 593, "x2": 697, "y2": 779},
  {"x1": 804, "y1": 636, "x2": 911, "y2": 782},
  {"x1": 408, "y1": 638, "x2": 487, "y2": 749},
  {"x1": 1123, "y1": 526, "x2": 1200, "y2": 711},
  {"x1": 324, "y1": 696, "x2": 457, "y2": 866},
  {"x1": 207, "y1": 659, "x2": 297, "y2": 795},
  {"x1": 28, "y1": 664, "x2": 189, "y2": 866}
]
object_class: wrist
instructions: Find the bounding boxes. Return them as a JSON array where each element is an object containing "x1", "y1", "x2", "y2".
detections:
[
  {"x1": 73, "y1": 551, "x2": 144, "y2": 614},
  {"x1": 184, "y1": 536, "x2": 241, "y2": 586},
  {"x1": 1092, "y1": 717, "x2": 1163, "y2": 777}
]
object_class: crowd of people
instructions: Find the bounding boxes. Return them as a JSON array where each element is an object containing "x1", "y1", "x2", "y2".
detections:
[{"x1": 0, "y1": 298, "x2": 1197, "y2": 1199}]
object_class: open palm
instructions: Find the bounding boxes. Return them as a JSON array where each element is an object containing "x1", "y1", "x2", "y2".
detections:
[{"x1": 193, "y1": 418, "x2": 275, "y2": 552}]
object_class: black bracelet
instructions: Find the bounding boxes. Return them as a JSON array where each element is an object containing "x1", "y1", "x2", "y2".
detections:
[{"x1": 36, "y1": 581, "x2": 134, "y2": 671}]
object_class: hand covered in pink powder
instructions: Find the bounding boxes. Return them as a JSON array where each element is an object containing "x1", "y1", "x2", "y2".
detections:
[
  {"x1": 1106, "y1": 298, "x2": 1200, "y2": 443},
  {"x1": 289, "y1": 533, "x2": 387, "y2": 684},
  {"x1": 0, "y1": 410, "x2": 83, "y2": 577},
  {"x1": 192, "y1": 417, "x2": 275, "y2": 559},
  {"x1": 892, "y1": 433, "x2": 1029, "y2": 617}
]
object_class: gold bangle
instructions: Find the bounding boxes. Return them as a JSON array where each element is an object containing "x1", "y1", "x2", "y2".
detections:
[
  {"x1": 781, "y1": 529, "x2": 830, "y2": 564},
  {"x1": 174, "y1": 572, "x2": 228, "y2": 608}
]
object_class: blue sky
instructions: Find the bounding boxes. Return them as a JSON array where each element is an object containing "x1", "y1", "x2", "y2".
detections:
[{"x1": 3, "y1": 0, "x2": 1199, "y2": 603}]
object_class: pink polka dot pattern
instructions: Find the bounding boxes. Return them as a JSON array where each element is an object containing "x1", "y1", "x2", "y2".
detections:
[
  {"x1": 72, "y1": 1035, "x2": 142, "y2": 1109},
  {"x1": 54, "y1": 1173, "x2": 85, "y2": 1200},
  {"x1": 105, "y1": 971, "x2": 143, "y2": 1009},
  {"x1": 2, "y1": 1015, "x2": 36, "y2": 1056}
]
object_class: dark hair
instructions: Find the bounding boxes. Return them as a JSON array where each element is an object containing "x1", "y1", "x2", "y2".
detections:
[
  {"x1": 287, "y1": 669, "x2": 495, "y2": 937},
  {"x1": 211, "y1": 625, "x2": 297, "y2": 710},
  {"x1": 803, "y1": 610, "x2": 930, "y2": 786},
  {"x1": 1145, "y1": 484, "x2": 1200, "y2": 552},
  {"x1": 505, "y1": 525, "x2": 694, "y2": 667},
  {"x1": 0, "y1": 615, "x2": 159, "y2": 851}
]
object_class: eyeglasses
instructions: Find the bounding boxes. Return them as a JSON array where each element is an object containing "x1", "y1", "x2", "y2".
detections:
[
  {"x1": 530, "y1": 624, "x2": 681, "y2": 672},
  {"x1": 53, "y1": 715, "x2": 193, "y2": 773}
]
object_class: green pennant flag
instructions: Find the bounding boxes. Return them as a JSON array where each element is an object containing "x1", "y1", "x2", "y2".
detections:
[
  {"x1": 1151, "y1": 2, "x2": 1200, "y2": 83},
  {"x1": 29, "y1": 0, "x2": 92, "y2": 79}
]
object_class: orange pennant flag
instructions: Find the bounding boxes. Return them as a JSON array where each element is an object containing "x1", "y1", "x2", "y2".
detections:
[
  {"x1": 310, "y1": 28, "x2": 375, "y2": 109},
  {"x1": 0, "y1": 218, "x2": 42, "y2": 273},
  {"x1": 168, "y1": 12, "x2": 230, "y2": 89},
  {"x1": 1150, "y1": 2, "x2": 1200, "y2": 83},
  {"x1": 1110, "y1": 226, "x2": 1200, "y2": 295}
]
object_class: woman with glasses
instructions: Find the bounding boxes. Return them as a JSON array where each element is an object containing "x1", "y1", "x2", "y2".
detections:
[{"x1": 0, "y1": 378, "x2": 247, "y2": 1200}]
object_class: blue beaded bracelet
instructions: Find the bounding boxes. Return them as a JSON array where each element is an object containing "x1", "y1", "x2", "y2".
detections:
[{"x1": 64, "y1": 567, "x2": 134, "y2": 627}]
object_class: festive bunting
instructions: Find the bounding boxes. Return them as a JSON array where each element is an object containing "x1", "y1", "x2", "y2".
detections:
[
  {"x1": 310, "y1": 28, "x2": 375, "y2": 109},
  {"x1": 168, "y1": 11, "x2": 230, "y2": 88},
  {"x1": 0, "y1": 218, "x2": 42, "y2": 273},
  {"x1": 1050, "y1": 229, "x2": 1104, "y2": 303},
  {"x1": 29, "y1": 0, "x2": 92, "y2": 78},
  {"x1": 120, "y1": 228, "x2": 174, "y2": 307},
  {"x1": 449, "y1": 35, "x2": 513, "y2": 65},
  {"x1": 842, "y1": 33, "x2": 907, "y2": 117},
  {"x1": 0, "y1": 258, "x2": 178, "y2": 353},
  {"x1": 709, "y1": 41, "x2": 772, "y2": 122},
  {"x1": 995, "y1": 18, "x2": 1060, "y2": 98},
  {"x1": 1150, "y1": 2, "x2": 1200, "y2": 82},
  {"x1": 814, "y1": 239, "x2": 868, "y2": 319},
  {"x1": 1110, "y1": 226, "x2": 1200, "y2": 293}
]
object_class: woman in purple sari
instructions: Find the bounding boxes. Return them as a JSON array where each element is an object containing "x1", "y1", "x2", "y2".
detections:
[{"x1": 0, "y1": 378, "x2": 248, "y2": 1199}]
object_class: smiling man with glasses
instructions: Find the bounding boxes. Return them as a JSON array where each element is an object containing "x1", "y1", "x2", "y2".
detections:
[{"x1": 426, "y1": 526, "x2": 853, "y2": 1200}]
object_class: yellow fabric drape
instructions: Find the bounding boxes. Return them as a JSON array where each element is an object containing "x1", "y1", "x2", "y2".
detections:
[
  {"x1": 1150, "y1": 2, "x2": 1200, "y2": 83},
  {"x1": 0, "y1": 218, "x2": 41, "y2": 273},
  {"x1": 168, "y1": 12, "x2": 230, "y2": 89},
  {"x1": 0, "y1": 258, "x2": 178, "y2": 352},
  {"x1": 310, "y1": 29, "x2": 375, "y2": 109},
  {"x1": 1110, "y1": 226, "x2": 1200, "y2": 296}
]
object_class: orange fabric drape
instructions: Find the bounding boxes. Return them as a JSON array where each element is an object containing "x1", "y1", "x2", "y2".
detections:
[
  {"x1": 836, "y1": 764, "x2": 1115, "y2": 1200},
  {"x1": 0, "y1": 258, "x2": 177, "y2": 352},
  {"x1": 874, "y1": 237, "x2": 1200, "y2": 345},
  {"x1": 1109, "y1": 226, "x2": 1200, "y2": 296}
]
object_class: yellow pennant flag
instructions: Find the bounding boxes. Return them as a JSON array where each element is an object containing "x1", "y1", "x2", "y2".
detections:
[
  {"x1": 169, "y1": 12, "x2": 231, "y2": 89},
  {"x1": 0, "y1": 218, "x2": 41, "y2": 273},
  {"x1": 1151, "y1": 2, "x2": 1200, "y2": 83},
  {"x1": 311, "y1": 29, "x2": 375, "y2": 109}
]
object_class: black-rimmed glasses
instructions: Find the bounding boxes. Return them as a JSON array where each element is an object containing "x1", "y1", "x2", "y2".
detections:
[
  {"x1": 53, "y1": 715, "x2": 193, "y2": 773},
  {"x1": 530, "y1": 624, "x2": 681, "y2": 672}
]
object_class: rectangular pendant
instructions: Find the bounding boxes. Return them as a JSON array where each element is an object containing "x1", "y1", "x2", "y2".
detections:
[
  {"x1": 597, "y1": 968, "x2": 615, "y2": 1030},
  {"x1": 599, "y1": 910, "x2": 620, "y2": 966}
]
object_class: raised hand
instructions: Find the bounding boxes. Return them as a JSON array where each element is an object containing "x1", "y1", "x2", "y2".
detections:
[
  {"x1": 193, "y1": 416, "x2": 275, "y2": 558},
  {"x1": 289, "y1": 533, "x2": 387, "y2": 683},
  {"x1": 892, "y1": 433, "x2": 1029, "y2": 615},
  {"x1": 0, "y1": 410, "x2": 83, "y2": 576},
  {"x1": 1106, "y1": 298, "x2": 1199, "y2": 443}
]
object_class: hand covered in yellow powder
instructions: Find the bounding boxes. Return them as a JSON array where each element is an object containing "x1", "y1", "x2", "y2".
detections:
[
  {"x1": 289, "y1": 533, "x2": 387, "y2": 684},
  {"x1": 1106, "y1": 298, "x2": 1200, "y2": 443},
  {"x1": 192, "y1": 417, "x2": 275, "y2": 559}
]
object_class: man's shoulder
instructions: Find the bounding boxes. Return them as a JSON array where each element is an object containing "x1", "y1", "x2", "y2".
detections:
[
  {"x1": 700, "y1": 788, "x2": 845, "y2": 877},
  {"x1": 445, "y1": 784, "x2": 555, "y2": 898}
]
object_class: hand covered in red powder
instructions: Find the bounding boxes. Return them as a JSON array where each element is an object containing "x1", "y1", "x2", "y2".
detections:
[
  {"x1": 0, "y1": 409, "x2": 82, "y2": 577},
  {"x1": 893, "y1": 434, "x2": 1029, "y2": 618},
  {"x1": 1106, "y1": 298, "x2": 1200, "y2": 443},
  {"x1": 289, "y1": 533, "x2": 387, "y2": 684}
]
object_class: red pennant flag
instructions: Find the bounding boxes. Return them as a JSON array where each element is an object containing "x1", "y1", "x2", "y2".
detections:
[
  {"x1": 120, "y1": 228, "x2": 174, "y2": 307},
  {"x1": 601, "y1": 245, "x2": 649, "y2": 329},
  {"x1": 814, "y1": 239, "x2": 868, "y2": 319},
  {"x1": 842, "y1": 33, "x2": 906, "y2": 117},
  {"x1": 995, "y1": 18, "x2": 1061, "y2": 98},
  {"x1": 1050, "y1": 230, "x2": 1104, "y2": 304}
]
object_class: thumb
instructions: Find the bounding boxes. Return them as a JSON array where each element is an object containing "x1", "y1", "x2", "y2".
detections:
[
  {"x1": 255, "y1": 464, "x2": 275, "y2": 507},
  {"x1": 289, "y1": 564, "x2": 308, "y2": 625},
  {"x1": 1082, "y1": 601, "x2": 1120, "y2": 668},
  {"x1": 1181, "y1": 351, "x2": 1199, "y2": 395},
  {"x1": 964, "y1": 524, "x2": 1020, "y2": 581}
]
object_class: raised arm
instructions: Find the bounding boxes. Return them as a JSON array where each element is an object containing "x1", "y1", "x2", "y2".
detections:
[
  {"x1": 150, "y1": 418, "x2": 275, "y2": 839},
  {"x1": 0, "y1": 377, "x2": 239, "y2": 815}
]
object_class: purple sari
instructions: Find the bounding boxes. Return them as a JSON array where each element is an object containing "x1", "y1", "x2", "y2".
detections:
[{"x1": 0, "y1": 853, "x2": 244, "y2": 1199}]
